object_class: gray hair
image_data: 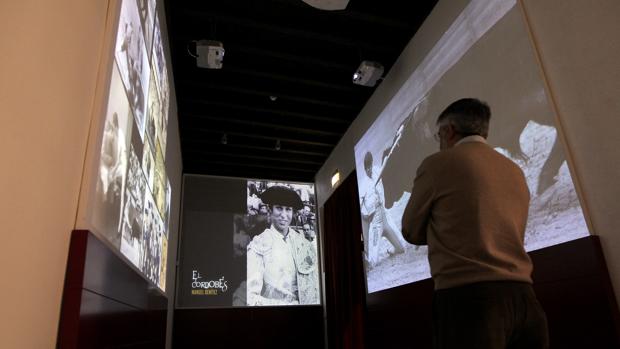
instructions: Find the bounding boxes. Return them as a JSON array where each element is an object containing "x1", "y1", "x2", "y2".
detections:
[{"x1": 437, "y1": 98, "x2": 491, "y2": 138}]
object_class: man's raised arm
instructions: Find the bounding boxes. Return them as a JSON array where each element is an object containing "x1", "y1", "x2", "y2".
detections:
[{"x1": 401, "y1": 159, "x2": 435, "y2": 245}]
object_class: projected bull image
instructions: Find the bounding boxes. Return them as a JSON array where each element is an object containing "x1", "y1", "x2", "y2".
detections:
[{"x1": 355, "y1": 2, "x2": 589, "y2": 293}]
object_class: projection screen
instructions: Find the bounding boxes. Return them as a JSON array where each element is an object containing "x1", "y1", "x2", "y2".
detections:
[
  {"x1": 176, "y1": 175, "x2": 321, "y2": 308},
  {"x1": 354, "y1": 0, "x2": 589, "y2": 293},
  {"x1": 87, "y1": 0, "x2": 172, "y2": 292}
]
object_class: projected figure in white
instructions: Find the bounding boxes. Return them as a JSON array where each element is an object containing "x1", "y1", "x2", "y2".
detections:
[
  {"x1": 246, "y1": 186, "x2": 319, "y2": 306},
  {"x1": 100, "y1": 112, "x2": 127, "y2": 207},
  {"x1": 96, "y1": 111, "x2": 128, "y2": 248},
  {"x1": 360, "y1": 151, "x2": 405, "y2": 267}
]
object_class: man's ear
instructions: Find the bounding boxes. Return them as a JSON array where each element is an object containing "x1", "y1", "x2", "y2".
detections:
[{"x1": 445, "y1": 124, "x2": 457, "y2": 140}]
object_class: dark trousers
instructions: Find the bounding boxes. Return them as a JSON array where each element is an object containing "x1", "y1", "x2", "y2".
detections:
[{"x1": 432, "y1": 281, "x2": 549, "y2": 349}]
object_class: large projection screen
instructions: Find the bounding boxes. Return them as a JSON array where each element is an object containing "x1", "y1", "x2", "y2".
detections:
[
  {"x1": 177, "y1": 175, "x2": 321, "y2": 308},
  {"x1": 354, "y1": 0, "x2": 589, "y2": 294},
  {"x1": 77, "y1": 0, "x2": 172, "y2": 293}
]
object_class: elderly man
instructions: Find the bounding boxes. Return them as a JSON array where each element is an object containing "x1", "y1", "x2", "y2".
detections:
[
  {"x1": 401, "y1": 98, "x2": 549, "y2": 349},
  {"x1": 246, "y1": 186, "x2": 320, "y2": 306}
]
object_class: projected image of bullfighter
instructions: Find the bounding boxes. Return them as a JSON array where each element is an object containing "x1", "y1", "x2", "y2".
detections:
[
  {"x1": 360, "y1": 151, "x2": 406, "y2": 268},
  {"x1": 246, "y1": 186, "x2": 319, "y2": 306}
]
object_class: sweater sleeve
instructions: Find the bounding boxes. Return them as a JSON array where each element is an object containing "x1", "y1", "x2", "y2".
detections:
[{"x1": 401, "y1": 158, "x2": 435, "y2": 245}]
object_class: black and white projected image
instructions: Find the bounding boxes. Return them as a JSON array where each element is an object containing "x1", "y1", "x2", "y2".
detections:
[
  {"x1": 153, "y1": 175, "x2": 166, "y2": 224},
  {"x1": 164, "y1": 179, "x2": 171, "y2": 232},
  {"x1": 159, "y1": 234, "x2": 168, "y2": 290},
  {"x1": 153, "y1": 142, "x2": 167, "y2": 219},
  {"x1": 155, "y1": 90, "x2": 168, "y2": 156},
  {"x1": 141, "y1": 138, "x2": 155, "y2": 190},
  {"x1": 141, "y1": 189, "x2": 162, "y2": 286},
  {"x1": 93, "y1": 63, "x2": 133, "y2": 249},
  {"x1": 176, "y1": 176, "x2": 321, "y2": 308},
  {"x1": 120, "y1": 144, "x2": 147, "y2": 269},
  {"x1": 244, "y1": 181, "x2": 320, "y2": 306},
  {"x1": 145, "y1": 70, "x2": 160, "y2": 151},
  {"x1": 152, "y1": 14, "x2": 170, "y2": 155},
  {"x1": 354, "y1": 2, "x2": 589, "y2": 293},
  {"x1": 115, "y1": 0, "x2": 151, "y2": 141},
  {"x1": 137, "y1": 0, "x2": 156, "y2": 56},
  {"x1": 89, "y1": 0, "x2": 172, "y2": 292},
  {"x1": 495, "y1": 121, "x2": 587, "y2": 251}
]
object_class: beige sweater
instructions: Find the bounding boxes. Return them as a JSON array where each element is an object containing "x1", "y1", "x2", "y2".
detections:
[{"x1": 402, "y1": 139, "x2": 533, "y2": 290}]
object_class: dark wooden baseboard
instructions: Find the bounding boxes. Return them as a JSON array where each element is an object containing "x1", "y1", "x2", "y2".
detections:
[{"x1": 57, "y1": 230, "x2": 168, "y2": 349}]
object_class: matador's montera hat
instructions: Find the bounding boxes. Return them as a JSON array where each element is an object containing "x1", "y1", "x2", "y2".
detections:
[{"x1": 260, "y1": 185, "x2": 303, "y2": 210}]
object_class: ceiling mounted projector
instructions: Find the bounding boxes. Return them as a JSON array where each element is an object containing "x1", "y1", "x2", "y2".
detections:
[
  {"x1": 352, "y1": 61, "x2": 384, "y2": 87},
  {"x1": 302, "y1": 0, "x2": 349, "y2": 10},
  {"x1": 196, "y1": 40, "x2": 224, "y2": 69}
]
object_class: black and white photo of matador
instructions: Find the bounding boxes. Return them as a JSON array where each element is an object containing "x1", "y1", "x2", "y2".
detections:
[{"x1": 246, "y1": 185, "x2": 320, "y2": 306}]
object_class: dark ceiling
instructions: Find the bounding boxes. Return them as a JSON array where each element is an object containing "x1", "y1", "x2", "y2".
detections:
[{"x1": 165, "y1": 0, "x2": 438, "y2": 182}]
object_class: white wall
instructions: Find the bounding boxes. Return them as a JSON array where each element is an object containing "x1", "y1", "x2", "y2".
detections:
[
  {"x1": 0, "y1": 1, "x2": 109, "y2": 348},
  {"x1": 316, "y1": 0, "x2": 620, "y2": 305},
  {"x1": 520, "y1": 0, "x2": 620, "y2": 306}
]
